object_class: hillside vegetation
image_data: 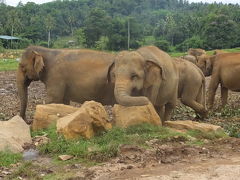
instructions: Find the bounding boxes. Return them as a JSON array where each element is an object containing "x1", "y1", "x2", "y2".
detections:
[{"x1": 0, "y1": 0, "x2": 240, "y2": 51}]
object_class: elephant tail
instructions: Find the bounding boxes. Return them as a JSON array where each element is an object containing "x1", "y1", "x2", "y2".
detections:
[{"x1": 202, "y1": 76, "x2": 206, "y2": 109}]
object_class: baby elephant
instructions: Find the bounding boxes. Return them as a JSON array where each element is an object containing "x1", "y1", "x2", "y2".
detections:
[{"x1": 174, "y1": 58, "x2": 207, "y2": 118}]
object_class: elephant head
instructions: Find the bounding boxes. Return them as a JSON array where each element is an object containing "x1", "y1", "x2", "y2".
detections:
[
  {"x1": 16, "y1": 48, "x2": 44, "y2": 120},
  {"x1": 108, "y1": 50, "x2": 164, "y2": 106},
  {"x1": 197, "y1": 55, "x2": 214, "y2": 76}
]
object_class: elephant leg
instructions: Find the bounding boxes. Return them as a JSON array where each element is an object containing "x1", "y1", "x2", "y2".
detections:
[
  {"x1": 163, "y1": 103, "x2": 175, "y2": 125},
  {"x1": 155, "y1": 105, "x2": 164, "y2": 123},
  {"x1": 63, "y1": 97, "x2": 70, "y2": 105},
  {"x1": 207, "y1": 75, "x2": 220, "y2": 109},
  {"x1": 221, "y1": 85, "x2": 228, "y2": 107},
  {"x1": 181, "y1": 98, "x2": 207, "y2": 118}
]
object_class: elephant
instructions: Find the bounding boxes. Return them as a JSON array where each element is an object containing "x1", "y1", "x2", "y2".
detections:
[
  {"x1": 17, "y1": 46, "x2": 115, "y2": 121},
  {"x1": 197, "y1": 53, "x2": 240, "y2": 108},
  {"x1": 173, "y1": 58, "x2": 207, "y2": 118},
  {"x1": 180, "y1": 54, "x2": 197, "y2": 64},
  {"x1": 188, "y1": 48, "x2": 206, "y2": 57},
  {"x1": 109, "y1": 46, "x2": 179, "y2": 124},
  {"x1": 213, "y1": 49, "x2": 227, "y2": 55}
]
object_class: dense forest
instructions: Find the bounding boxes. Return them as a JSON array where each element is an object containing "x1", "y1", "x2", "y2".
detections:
[{"x1": 0, "y1": 0, "x2": 240, "y2": 52}]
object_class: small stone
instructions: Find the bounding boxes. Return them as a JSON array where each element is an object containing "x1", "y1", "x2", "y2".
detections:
[
  {"x1": 58, "y1": 155, "x2": 74, "y2": 161},
  {"x1": 23, "y1": 149, "x2": 39, "y2": 161},
  {"x1": 127, "y1": 165, "x2": 134, "y2": 169}
]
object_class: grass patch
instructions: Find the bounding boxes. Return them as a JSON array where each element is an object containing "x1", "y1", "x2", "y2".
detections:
[
  {"x1": 0, "y1": 151, "x2": 22, "y2": 167},
  {"x1": 32, "y1": 123, "x2": 188, "y2": 163},
  {"x1": 6, "y1": 161, "x2": 40, "y2": 180},
  {"x1": 0, "y1": 59, "x2": 18, "y2": 71},
  {"x1": 169, "y1": 52, "x2": 186, "y2": 57},
  {"x1": 186, "y1": 129, "x2": 228, "y2": 140}
]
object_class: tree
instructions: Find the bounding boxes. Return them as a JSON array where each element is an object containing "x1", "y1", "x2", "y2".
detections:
[
  {"x1": 203, "y1": 14, "x2": 238, "y2": 49},
  {"x1": 44, "y1": 15, "x2": 56, "y2": 47},
  {"x1": 84, "y1": 8, "x2": 110, "y2": 48}
]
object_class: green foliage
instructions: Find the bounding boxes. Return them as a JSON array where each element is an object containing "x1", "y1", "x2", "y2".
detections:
[
  {"x1": 0, "y1": 59, "x2": 18, "y2": 71},
  {"x1": 0, "y1": 151, "x2": 22, "y2": 167},
  {"x1": 95, "y1": 36, "x2": 109, "y2": 50},
  {"x1": 52, "y1": 36, "x2": 76, "y2": 48},
  {"x1": 1, "y1": 0, "x2": 240, "y2": 51},
  {"x1": 0, "y1": 41, "x2": 5, "y2": 53},
  {"x1": 176, "y1": 36, "x2": 205, "y2": 51},
  {"x1": 74, "y1": 28, "x2": 86, "y2": 48},
  {"x1": 203, "y1": 14, "x2": 239, "y2": 49},
  {"x1": 154, "y1": 39, "x2": 170, "y2": 52}
]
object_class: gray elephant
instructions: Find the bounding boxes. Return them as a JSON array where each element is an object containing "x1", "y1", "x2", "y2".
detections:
[
  {"x1": 174, "y1": 58, "x2": 207, "y2": 118},
  {"x1": 17, "y1": 46, "x2": 115, "y2": 121},
  {"x1": 109, "y1": 46, "x2": 179, "y2": 124}
]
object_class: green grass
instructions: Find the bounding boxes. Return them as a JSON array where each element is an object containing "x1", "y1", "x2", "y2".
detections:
[
  {"x1": 0, "y1": 59, "x2": 18, "y2": 71},
  {"x1": 186, "y1": 129, "x2": 228, "y2": 140},
  {"x1": 32, "y1": 123, "x2": 229, "y2": 164},
  {"x1": 6, "y1": 162, "x2": 40, "y2": 180},
  {"x1": 169, "y1": 52, "x2": 186, "y2": 57},
  {"x1": 32, "y1": 123, "x2": 190, "y2": 163},
  {"x1": 0, "y1": 151, "x2": 22, "y2": 167}
]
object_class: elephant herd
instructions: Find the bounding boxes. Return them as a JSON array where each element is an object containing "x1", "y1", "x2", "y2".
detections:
[{"x1": 16, "y1": 46, "x2": 240, "y2": 124}]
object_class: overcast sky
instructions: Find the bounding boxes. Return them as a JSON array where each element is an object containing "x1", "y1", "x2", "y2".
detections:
[{"x1": 5, "y1": 0, "x2": 239, "y2": 7}]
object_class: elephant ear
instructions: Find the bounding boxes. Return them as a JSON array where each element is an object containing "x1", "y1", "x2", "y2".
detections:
[
  {"x1": 205, "y1": 55, "x2": 215, "y2": 75},
  {"x1": 107, "y1": 62, "x2": 115, "y2": 83},
  {"x1": 143, "y1": 60, "x2": 163, "y2": 104},
  {"x1": 32, "y1": 50, "x2": 44, "y2": 74}
]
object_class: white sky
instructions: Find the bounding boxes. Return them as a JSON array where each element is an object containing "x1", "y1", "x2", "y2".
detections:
[{"x1": 5, "y1": 0, "x2": 239, "y2": 7}]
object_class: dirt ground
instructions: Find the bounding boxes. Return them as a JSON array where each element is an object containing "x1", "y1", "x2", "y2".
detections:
[{"x1": 1, "y1": 70, "x2": 240, "y2": 179}]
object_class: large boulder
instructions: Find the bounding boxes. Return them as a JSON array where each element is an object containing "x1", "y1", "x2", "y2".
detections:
[
  {"x1": 113, "y1": 103, "x2": 162, "y2": 128},
  {"x1": 32, "y1": 104, "x2": 78, "y2": 130},
  {"x1": 57, "y1": 101, "x2": 112, "y2": 139},
  {"x1": 0, "y1": 116, "x2": 32, "y2": 153},
  {"x1": 165, "y1": 120, "x2": 224, "y2": 133}
]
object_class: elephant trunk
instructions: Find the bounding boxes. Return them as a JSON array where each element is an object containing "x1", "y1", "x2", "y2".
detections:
[
  {"x1": 16, "y1": 67, "x2": 30, "y2": 120},
  {"x1": 114, "y1": 81, "x2": 149, "y2": 106}
]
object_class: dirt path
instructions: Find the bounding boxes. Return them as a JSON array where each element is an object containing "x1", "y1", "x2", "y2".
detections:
[{"x1": 102, "y1": 154, "x2": 240, "y2": 180}]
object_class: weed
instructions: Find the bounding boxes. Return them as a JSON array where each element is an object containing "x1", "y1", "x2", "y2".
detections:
[
  {"x1": 0, "y1": 151, "x2": 22, "y2": 167},
  {"x1": 6, "y1": 161, "x2": 40, "y2": 180},
  {"x1": 186, "y1": 129, "x2": 227, "y2": 140}
]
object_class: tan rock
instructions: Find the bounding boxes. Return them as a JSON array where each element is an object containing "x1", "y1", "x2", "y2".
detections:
[
  {"x1": 0, "y1": 116, "x2": 32, "y2": 153},
  {"x1": 58, "y1": 155, "x2": 74, "y2": 161},
  {"x1": 57, "y1": 101, "x2": 112, "y2": 139},
  {"x1": 113, "y1": 103, "x2": 162, "y2": 128},
  {"x1": 32, "y1": 104, "x2": 78, "y2": 130},
  {"x1": 165, "y1": 120, "x2": 224, "y2": 133}
]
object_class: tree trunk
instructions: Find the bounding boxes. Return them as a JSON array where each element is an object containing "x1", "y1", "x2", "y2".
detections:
[{"x1": 48, "y1": 30, "x2": 51, "y2": 48}]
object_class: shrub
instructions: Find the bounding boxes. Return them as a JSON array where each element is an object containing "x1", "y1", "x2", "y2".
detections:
[
  {"x1": 154, "y1": 39, "x2": 170, "y2": 52},
  {"x1": 176, "y1": 36, "x2": 205, "y2": 52}
]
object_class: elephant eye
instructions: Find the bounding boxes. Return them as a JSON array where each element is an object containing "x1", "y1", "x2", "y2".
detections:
[{"x1": 131, "y1": 73, "x2": 139, "y2": 80}]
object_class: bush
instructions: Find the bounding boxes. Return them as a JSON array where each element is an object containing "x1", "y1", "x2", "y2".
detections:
[
  {"x1": 11, "y1": 38, "x2": 32, "y2": 49},
  {"x1": 176, "y1": 36, "x2": 205, "y2": 52},
  {"x1": 0, "y1": 41, "x2": 4, "y2": 53},
  {"x1": 154, "y1": 39, "x2": 170, "y2": 52}
]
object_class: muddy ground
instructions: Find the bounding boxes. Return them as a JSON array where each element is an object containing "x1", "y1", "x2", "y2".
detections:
[{"x1": 0, "y1": 70, "x2": 240, "y2": 179}]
